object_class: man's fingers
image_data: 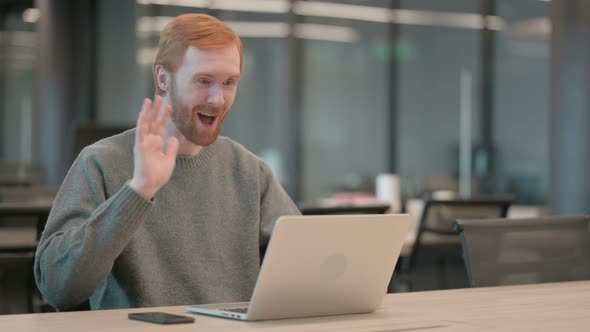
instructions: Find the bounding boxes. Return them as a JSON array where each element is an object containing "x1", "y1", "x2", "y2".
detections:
[
  {"x1": 136, "y1": 110, "x2": 145, "y2": 143},
  {"x1": 148, "y1": 95, "x2": 163, "y2": 131},
  {"x1": 165, "y1": 136, "x2": 180, "y2": 161},
  {"x1": 136, "y1": 99, "x2": 151, "y2": 143},
  {"x1": 144, "y1": 95, "x2": 158, "y2": 133},
  {"x1": 156, "y1": 104, "x2": 172, "y2": 135}
]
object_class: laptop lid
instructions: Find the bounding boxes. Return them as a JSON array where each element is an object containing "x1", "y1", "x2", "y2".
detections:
[{"x1": 187, "y1": 214, "x2": 411, "y2": 321}]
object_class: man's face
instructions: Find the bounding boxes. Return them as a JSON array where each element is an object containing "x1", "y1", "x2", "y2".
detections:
[{"x1": 168, "y1": 45, "x2": 241, "y2": 146}]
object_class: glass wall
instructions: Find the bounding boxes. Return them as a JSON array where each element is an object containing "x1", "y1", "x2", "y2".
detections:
[
  {"x1": 494, "y1": 0, "x2": 550, "y2": 204},
  {"x1": 300, "y1": 1, "x2": 391, "y2": 202},
  {"x1": 396, "y1": 0, "x2": 482, "y2": 198}
]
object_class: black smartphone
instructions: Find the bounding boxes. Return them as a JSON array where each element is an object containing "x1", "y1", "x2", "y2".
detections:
[{"x1": 128, "y1": 312, "x2": 195, "y2": 324}]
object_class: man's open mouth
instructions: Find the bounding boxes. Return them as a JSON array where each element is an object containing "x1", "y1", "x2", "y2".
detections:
[{"x1": 197, "y1": 112, "x2": 217, "y2": 126}]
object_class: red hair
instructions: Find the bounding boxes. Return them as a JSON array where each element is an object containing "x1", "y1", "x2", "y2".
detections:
[{"x1": 153, "y1": 14, "x2": 243, "y2": 95}]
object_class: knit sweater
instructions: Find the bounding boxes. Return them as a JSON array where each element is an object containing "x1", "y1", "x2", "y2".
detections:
[{"x1": 34, "y1": 130, "x2": 300, "y2": 310}]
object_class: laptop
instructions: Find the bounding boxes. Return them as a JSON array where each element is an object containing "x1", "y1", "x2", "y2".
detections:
[{"x1": 186, "y1": 214, "x2": 411, "y2": 321}]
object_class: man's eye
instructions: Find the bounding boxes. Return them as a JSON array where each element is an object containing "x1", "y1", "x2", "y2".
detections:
[
  {"x1": 197, "y1": 79, "x2": 211, "y2": 86},
  {"x1": 223, "y1": 80, "x2": 235, "y2": 87}
]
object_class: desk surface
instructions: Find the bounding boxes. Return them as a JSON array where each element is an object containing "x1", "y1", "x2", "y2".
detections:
[
  {"x1": 0, "y1": 226, "x2": 36, "y2": 248},
  {"x1": 0, "y1": 201, "x2": 53, "y2": 242},
  {"x1": 1, "y1": 281, "x2": 588, "y2": 331}
]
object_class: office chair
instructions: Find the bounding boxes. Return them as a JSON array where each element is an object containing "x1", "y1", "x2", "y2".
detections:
[
  {"x1": 454, "y1": 215, "x2": 590, "y2": 288},
  {"x1": 397, "y1": 198, "x2": 511, "y2": 291}
]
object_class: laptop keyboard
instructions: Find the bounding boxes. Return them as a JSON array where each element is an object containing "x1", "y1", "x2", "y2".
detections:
[{"x1": 223, "y1": 307, "x2": 249, "y2": 314}]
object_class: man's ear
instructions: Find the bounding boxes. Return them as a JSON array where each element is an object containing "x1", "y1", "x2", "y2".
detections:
[{"x1": 154, "y1": 64, "x2": 170, "y2": 92}]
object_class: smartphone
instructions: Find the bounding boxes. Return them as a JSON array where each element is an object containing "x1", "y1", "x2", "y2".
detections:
[{"x1": 128, "y1": 312, "x2": 195, "y2": 324}]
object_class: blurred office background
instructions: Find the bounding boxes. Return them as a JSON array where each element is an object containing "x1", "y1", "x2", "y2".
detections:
[
  {"x1": 0, "y1": 0, "x2": 557, "y2": 207},
  {"x1": 3, "y1": 0, "x2": 590, "y2": 314}
]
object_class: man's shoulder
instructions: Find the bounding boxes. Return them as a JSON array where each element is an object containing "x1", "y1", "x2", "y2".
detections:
[
  {"x1": 213, "y1": 136, "x2": 275, "y2": 173},
  {"x1": 77, "y1": 129, "x2": 135, "y2": 163},
  {"x1": 215, "y1": 136, "x2": 263, "y2": 163}
]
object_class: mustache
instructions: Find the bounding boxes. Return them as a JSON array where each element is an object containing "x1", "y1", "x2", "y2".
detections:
[{"x1": 192, "y1": 105, "x2": 225, "y2": 116}]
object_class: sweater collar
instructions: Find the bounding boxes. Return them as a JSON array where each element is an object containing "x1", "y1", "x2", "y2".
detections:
[{"x1": 175, "y1": 137, "x2": 222, "y2": 169}]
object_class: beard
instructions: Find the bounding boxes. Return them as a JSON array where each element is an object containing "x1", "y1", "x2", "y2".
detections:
[{"x1": 168, "y1": 83, "x2": 228, "y2": 147}]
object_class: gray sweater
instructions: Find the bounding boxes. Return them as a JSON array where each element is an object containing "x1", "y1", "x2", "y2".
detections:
[{"x1": 34, "y1": 130, "x2": 300, "y2": 310}]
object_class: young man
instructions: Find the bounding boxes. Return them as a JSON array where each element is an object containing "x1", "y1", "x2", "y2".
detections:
[{"x1": 34, "y1": 14, "x2": 300, "y2": 310}]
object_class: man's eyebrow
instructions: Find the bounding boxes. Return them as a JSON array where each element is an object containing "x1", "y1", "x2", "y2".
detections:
[
  {"x1": 192, "y1": 73, "x2": 241, "y2": 80},
  {"x1": 192, "y1": 73, "x2": 214, "y2": 80}
]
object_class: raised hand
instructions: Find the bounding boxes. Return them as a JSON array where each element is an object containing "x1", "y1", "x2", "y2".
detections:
[{"x1": 129, "y1": 96, "x2": 180, "y2": 200}]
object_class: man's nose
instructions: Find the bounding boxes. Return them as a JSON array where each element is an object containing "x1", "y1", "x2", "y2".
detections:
[{"x1": 207, "y1": 85, "x2": 224, "y2": 107}]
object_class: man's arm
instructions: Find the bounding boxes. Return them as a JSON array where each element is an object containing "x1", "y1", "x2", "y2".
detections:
[
  {"x1": 34, "y1": 96, "x2": 179, "y2": 309},
  {"x1": 34, "y1": 157, "x2": 153, "y2": 309},
  {"x1": 258, "y1": 162, "x2": 301, "y2": 247}
]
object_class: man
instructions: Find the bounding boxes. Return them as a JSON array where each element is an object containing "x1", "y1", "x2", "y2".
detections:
[{"x1": 34, "y1": 13, "x2": 300, "y2": 310}]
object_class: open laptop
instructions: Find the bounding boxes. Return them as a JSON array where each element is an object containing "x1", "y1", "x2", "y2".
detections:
[{"x1": 186, "y1": 214, "x2": 411, "y2": 321}]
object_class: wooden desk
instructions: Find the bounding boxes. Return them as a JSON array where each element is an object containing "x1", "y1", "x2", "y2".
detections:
[{"x1": 1, "y1": 281, "x2": 588, "y2": 331}]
